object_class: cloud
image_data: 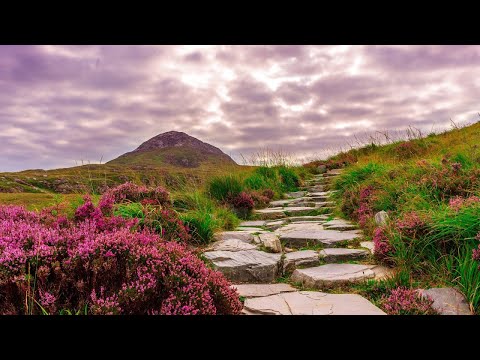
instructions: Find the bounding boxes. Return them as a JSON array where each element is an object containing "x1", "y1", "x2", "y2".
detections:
[{"x1": 0, "y1": 45, "x2": 479, "y2": 171}]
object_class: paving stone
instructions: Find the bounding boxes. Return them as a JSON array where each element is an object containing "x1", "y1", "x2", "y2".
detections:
[
  {"x1": 283, "y1": 250, "x2": 320, "y2": 273},
  {"x1": 319, "y1": 248, "x2": 369, "y2": 262},
  {"x1": 291, "y1": 264, "x2": 377, "y2": 287},
  {"x1": 243, "y1": 291, "x2": 386, "y2": 315},
  {"x1": 235, "y1": 227, "x2": 265, "y2": 232},
  {"x1": 240, "y1": 220, "x2": 266, "y2": 227},
  {"x1": 232, "y1": 283, "x2": 296, "y2": 298},
  {"x1": 203, "y1": 250, "x2": 282, "y2": 283},
  {"x1": 264, "y1": 220, "x2": 286, "y2": 231},
  {"x1": 213, "y1": 231, "x2": 255, "y2": 242},
  {"x1": 323, "y1": 219, "x2": 359, "y2": 231},
  {"x1": 417, "y1": 287, "x2": 472, "y2": 315},
  {"x1": 279, "y1": 225, "x2": 362, "y2": 247},
  {"x1": 210, "y1": 238, "x2": 258, "y2": 252},
  {"x1": 286, "y1": 215, "x2": 329, "y2": 223},
  {"x1": 254, "y1": 208, "x2": 286, "y2": 220},
  {"x1": 285, "y1": 191, "x2": 307, "y2": 199}
]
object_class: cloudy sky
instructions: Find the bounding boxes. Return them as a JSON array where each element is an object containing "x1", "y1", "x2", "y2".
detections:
[{"x1": 1, "y1": 45, "x2": 479, "y2": 171}]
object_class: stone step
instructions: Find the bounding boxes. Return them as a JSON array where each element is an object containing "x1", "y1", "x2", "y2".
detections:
[
  {"x1": 286, "y1": 201, "x2": 317, "y2": 208},
  {"x1": 233, "y1": 283, "x2": 297, "y2": 298},
  {"x1": 323, "y1": 219, "x2": 359, "y2": 231},
  {"x1": 239, "y1": 220, "x2": 267, "y2": 227},
  {"x1": 319, "y1": 248, "x2": 369, "y2": 263},
  {"x1": 283, "y1": 250, "x2": 320, "y2": 273},
  {"x1": 203, "y1": 250, "x2": 282, "y2": 283},
  {"x1": 285, "y1": 191, "x2": 307, "y2": 199},
  {"x1": 291, "y1": 264, "x2": 391, "y2": 288},
  {"x1": 360, "y1": 241, "x2": 374, "y2": 253},
  {"x1": 264, "y1": 220, "x2": 286, "y2": 231},
  {"x1": 277, "y1": 222, "x2": 362, "y2": 247},
  {"x1": 242, "y1": 291, "x2": 386, "y2": 315},
  {"x1": 285, "y1": 215, "x2": 329, "y2": 223}
]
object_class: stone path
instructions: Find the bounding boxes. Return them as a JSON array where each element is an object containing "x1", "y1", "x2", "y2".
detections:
[{"x1": 203, "y1": 168, "x2": 391, "y2": 315}]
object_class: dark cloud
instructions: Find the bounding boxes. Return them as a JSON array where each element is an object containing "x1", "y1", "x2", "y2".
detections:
[{"x1": 0, "y1": 45, "x2": 479, "y2": 171}]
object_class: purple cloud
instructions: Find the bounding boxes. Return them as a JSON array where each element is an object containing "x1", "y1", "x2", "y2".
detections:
[{"x1": 0, "y1": 45, "x2": 479, "y2": 171}]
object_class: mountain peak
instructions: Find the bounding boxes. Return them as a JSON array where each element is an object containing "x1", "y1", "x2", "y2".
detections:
[{"x1": 107, "y1": 131, "x2": 235, "y2": 168}]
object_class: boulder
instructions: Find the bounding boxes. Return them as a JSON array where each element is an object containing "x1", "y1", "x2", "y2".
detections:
[
  {"x1": 258, "y1": 233, "x2": 282, "y2": 253},
  {"x1": 418, "y1": 287, "x2": 472, "y2": 315},
  {"x1": 283, "y1": 250, "x2": 320, "y2": 273},
  {"x1": 374, "y1": 211, "x2": 389, "y2": 226}
]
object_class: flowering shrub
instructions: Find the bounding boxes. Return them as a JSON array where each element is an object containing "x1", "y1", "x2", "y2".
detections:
[
  {"x1": 380, "y1": 287, "x2": 437, "y2": 315},
  {"x1": 248, "y1": 190, "x2": 271, "y2": 209},
  {"x1": 355, "y1": 185, "x2": 375, "y2": 227},
  {"x1": 228, "y1": 192, "x2": 255, "y2": 219},
  {"x1": 0, "y1": 204, "x2": 242, "y2": 315},
  {"x1": 393, "y1": 141, "x2": 424, "y2": 159},
  {"x1": 373, "y1": 227, "x2": 394, "y2": 263},
  {"x1": 141, "y1": 207, "x2": 191, "y2": 243},
  {"x1": 395, "y1": 211, "x2": 428, "y2": 238},
  {"x1": 262, "y1": 189, "x2": 275, "y2": 200},
  {"x1": 102, "y1": 182, "x2": 171, "y2": 207},
  {"x1": 449, "y1": 196, "x2": 480, "y2": 212}
]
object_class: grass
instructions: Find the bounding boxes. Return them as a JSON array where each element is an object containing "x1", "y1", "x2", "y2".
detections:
[{"x1": 314, "y1": 120, "x2": 480, "y2": 313}]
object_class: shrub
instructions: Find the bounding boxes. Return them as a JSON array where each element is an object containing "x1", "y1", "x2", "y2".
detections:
[
  {"x1": 244, "y1": 174, "x2": 268, "y2": 190},
  {"x1": 373, "y1": 227, "x2": 394, "y2": 263},
  {"x1": 207, "y1": 175, "x2": 243, "y2": 202},
  {"x1": 380, "y1": 287, "x2": 437, "y2": 315},
  {"x1": 180, "y1": 211, "x2": 216, "y2": 244},
  {"x1": 255, "y1": 166, "x2": 277, "y2": 180},
  {"x1": 262, "y1": 189, "x2": 275, "y2": 200},
  {"x1": 103, "y1": 182, "x2": 171, "y2": 207},
  {"x1": 395, "y1": 211, "x2": 428, "y2": 239},
  {"x1": 0, "y1": 204, "x2": 242, "y2": 315},
  {"x1": 277, "y1": 166, "x2": 299, "y2": 192},
  {"x1": 229, "y1": 192, "x2": 254, "y2": 219},
  {"x1": 248, "y1": 190, "x2": 271, "y2": 208}
]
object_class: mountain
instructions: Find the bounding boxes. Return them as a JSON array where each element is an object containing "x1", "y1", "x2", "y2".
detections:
[{"x1": 107, "y1": 131, "x2": 236, "y2": 168}]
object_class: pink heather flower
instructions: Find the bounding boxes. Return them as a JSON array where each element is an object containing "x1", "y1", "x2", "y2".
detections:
[
  {"x1": 372, "y1": 227, "x2": 394, "y2": 262},
  {"x1": 451, "y1": 162, "x2": 462, "y2": 172},
  {"x1": 396, "y1": 211, "x2": 426, "y2": 238},
  {"x1": 449, "y1": 196, "x2": 480, "y2": 211},
  {"x1": 381, "y1": 287, "x2": 437, "y2": 315}
]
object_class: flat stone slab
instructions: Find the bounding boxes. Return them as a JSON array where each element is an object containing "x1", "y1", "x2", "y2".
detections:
[
  {"x1": 291, "y1": 264, "x2": 377, "y2": 287},
  {"x1": 264, "y1": 220, "x2": 286, "y2": 231},
  {"x1": 269, "y1": 199, "x2": 296, "y2": 207},
  {"x1": 313, "y1": 201, "x2": 335, "y2": 208},
  {"x1": 243, "y1": 291, "x2": 386, "y2": 315},
  {"x1": 285, "y1": 191, "x2": 306, "y2": 199},
  {"x1": 232, "y1": 283, "x2": 296, "y2": 298},
  {"x1": 203, "y1": 250, "x2": 282, "y2": 283},
  {"x1": 210, "y1": 238, "x2": 258, "y2": 252},
  {"x1": 254, "y1": 208, "x2": 286, "y2": 220},
  {"x1": 360, "y1": 241, "x2": 374, "y2": 252},
  {"x1": 283, "y1": 207, "x2": 322, "y2": 216},
  {"x1": 240, "y1": 220, "x2": 266, "y2": 227},
  {"x1": 279, "y1": 228, "x2": 362, "y2": 247},
  {"x1": 307, "y1": 191, "x2": 337, "y2": 197},
  {"x1": 286, "y1": 215, "x2": 329, "y2": 223},
  {"x1": 283, "y1": 250, "x2": 320, "y2": 273},
  {"x1": 258, "y1": 233, "x2": 282, "y2": 253},
  {"x1": 287, "y1": 201, "x2": 317, "y2": 208},
  {"x1": 214, "y1": 231, "x2": 255, "y2": 242},
  {"x1": 235, "y1": 227, "x2": 265, "y2": 232},
  {"x1": 418, "y1": 287, "x2": 472, "y2": 315},
  {"x1": 323, "y1": 219, "x2": 359, "y2": 231},
  {"x1": 319, "y1": 248, "x2": 369, "y2": 262}
]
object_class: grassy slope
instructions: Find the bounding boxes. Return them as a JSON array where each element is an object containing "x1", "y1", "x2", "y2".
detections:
[{"x1": 323, "y1": 121, "x2": 480, "y2": 312}]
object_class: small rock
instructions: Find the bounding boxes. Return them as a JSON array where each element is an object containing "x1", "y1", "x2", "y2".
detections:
[
  {"x1": 213, "y1": 231, "x2": 254, "y2": 243},
  {"x1": 360, "y1": 241, "x2": 375, "y2": 253},
  {"x1": 210, "y1": 239, "x2": 258, "y2": 252},
  {"x1": 284, "y1": 247, "x2": 295, "y2": 253},
  {"x1": 317, "y1": 165, "x2": 327, "y2": 174},
  {"x1": 374, "y1": 211, "x2": 389, "y2": 226},
  {"x1": 240, "y1": 220, "x2": 266, "y2": 227},
  {"x1": 258, "y1": 233, "x2": 282, "y2": 253},
  {"x1": 418, "y1": 287, "x2": 472, "y2": 315}
]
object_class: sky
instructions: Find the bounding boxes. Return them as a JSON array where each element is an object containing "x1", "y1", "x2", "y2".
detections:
[{"x1": 1, "y1": 45, "x2": 479, "y2": 172}]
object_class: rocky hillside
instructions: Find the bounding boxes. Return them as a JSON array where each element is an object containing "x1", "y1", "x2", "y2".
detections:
[{"x1": 108, "y1": 131, "x2": 236, "y2": 168}]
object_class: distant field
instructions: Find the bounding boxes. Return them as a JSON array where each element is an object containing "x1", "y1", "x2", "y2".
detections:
[{"x1": 0, "y1": 193, "x2": 84, "y2": 211}]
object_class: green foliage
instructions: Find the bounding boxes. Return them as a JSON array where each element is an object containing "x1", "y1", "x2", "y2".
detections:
[
  {"x1": 181, "y1": 212, "x2": 216, "y2": 244},
  {"x1": 244, "y1": 173, "x2": 268, "y2": 190},
  {"x1": 277, "y1": 166, "x2": 299, "y2": 192},
  {"x1": 207, "y1": 175, "x2": 243, "y2": 202},
  {"x1": 114, "y1": 202, "x2": 145, "y2": 220},
  {"x1": 335, "y1": 162, "x2": 387, "y2": 191}
]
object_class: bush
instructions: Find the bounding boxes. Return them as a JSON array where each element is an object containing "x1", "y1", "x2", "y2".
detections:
[
  {"x1": 373, "y1": 227, "x2": 394, "y2": 263},
  {"x1": 277, "y1": 166, "x2": 299, "y2": 192},
  {"x1": 229, "y1": 192, "x2": 255, "y2": 219},
  {"x1": 0, "y1": 203, "x2": 242, "y2": 315},
  {"x1": 380, "y1": 287, "x2": 437, "y2": 315},
  {"x1": 207, "y1": 175, "x2": 243, "y2": 202},
  {"x1": 244, "y1": 174, "x2": 268, "y2": 190},
  {"x1": 180, "y1": 211, "x2": 217, "y2": 244}
]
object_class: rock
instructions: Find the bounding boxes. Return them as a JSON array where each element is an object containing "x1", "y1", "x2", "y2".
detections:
[
  {"x1": 285, "y1": 191, "x2": 307, "y2": 199},
  {"x1": 243, "y1": 291, "x2": 386, "y2": 315},
  {"x1": 374, "y1": 211, "x2": 389, "y2": 226},
  {"x1": 283, "y1": 250, "x2": 320, "y2": 273},
  {"x1": 258, "y1": 233, "x2": 282, "y2": 253},
  {"x1": 323, "y1": 219, "x2": 358, "y2": 231},
  {"x1": 319, "y1": 248, "x2": 369, "y2": 262},
  {"x1": 317, "y1": 165, "x2": 327, "y2": 174},
  {"x1": 203, "y1": 250, "x2": 282, "y2": 283},
  {"x1": 232, "y1": 283, "x2": 296, "y2": 298},
  {"x1": 287, "y1": 201, "x2": 317, "y2": 208},
  {"x1": 210, "y1": 239, "x2": 258, "y2": 252},
  {"x1": 240, "y1": 220, "x2": 266, "y2": 227},
  {"x1": 235, "y1": 227, "x2": 265, "y2": 232},
  {"x1": 284, "y1": 247, "x2": 295, "y2": 253},
  {"x1": 418, "y1": 287, "x2": 472, "y2": 315},
  {"x1": 283, "y1": 207, "x2": 324, "y2": 216},
  {"x1": 308, "y1": 191, "x2": 338, "y2": 197},
  {"x1": 269, "y1": 199, "x2": 295, "y2": 207},
  {"x1": 360, "y1": 241, "x2": 375, "y2": 253},
  {"x1": 313, "y1": 201, "x2": 335, "y2": 208},
  {"x1": 264, "y1": 220, "x2": 286, "y2": 231},
  {"x1": 213, "y1": 231, "x2": 254, "y2": 243},
  {"x1": 287, "y1": 215, "x2": 329, "y2": 223},
  {"x1": 279, "y1": 226, "x2": 362, "y2": 247},
  {"x1": 291, "y1": 264, "x2": 377, "y2": 288},
  {"x1": 254, "y1": 208, "x2": 286, "y2": 220}
]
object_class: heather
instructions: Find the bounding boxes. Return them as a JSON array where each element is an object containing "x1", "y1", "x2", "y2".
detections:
[
  {"x1": 0, "y1": 183, "x2": 242, "y2": 315},
  {"x1": 324, "y1": 121, "x2": 480, "y2": 312}
]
